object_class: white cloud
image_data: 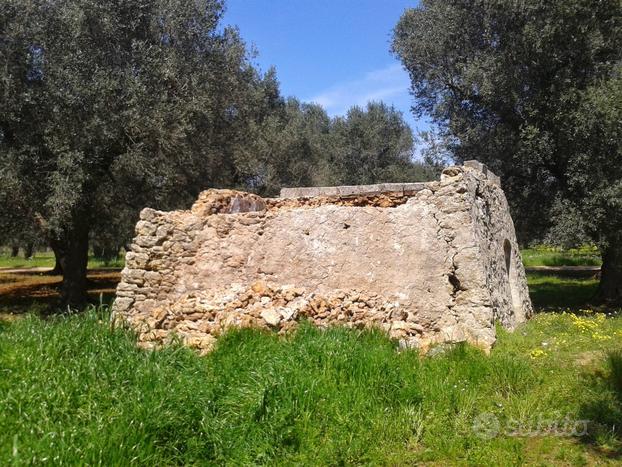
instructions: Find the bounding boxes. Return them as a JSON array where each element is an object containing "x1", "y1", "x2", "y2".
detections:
[{"x1": 306, "y1": 63, "x2": 411, "y2": 117}]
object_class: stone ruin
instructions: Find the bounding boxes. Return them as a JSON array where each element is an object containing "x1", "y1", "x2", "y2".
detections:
[{"x1": 112, "y1": 160, "x2": 533, "y2": 354}]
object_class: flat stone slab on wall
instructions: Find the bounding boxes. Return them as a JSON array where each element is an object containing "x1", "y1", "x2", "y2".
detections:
[
  {"x1": 279, "y1": 182, "x2": 428, "y2": 199},
  {"x1": 113, "y1": 161, "x2": 532, "y2": 354}
]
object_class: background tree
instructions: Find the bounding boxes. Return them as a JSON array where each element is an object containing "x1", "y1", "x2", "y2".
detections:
[
  {"x1": 393, "y1": 0, "x2": 622, "y2": 303},
  {"x1": 241, "y1": 95, "x2": 333, "y2": 195},
  {"x1": 567, "y1": 70, "x2": 622, "y2": 301},
  {"x1": 0, "y1": 176, "x2": 43, "y2": 259},
  {"x1": 328, "y1": 102, "x2": 417, "y2": 185},
  {"x1": 415, "y1": 129, "x2": 454, "y2": 180},
  {"x1": 243, "y1": 98, "x2": 435, "y2": 194}
]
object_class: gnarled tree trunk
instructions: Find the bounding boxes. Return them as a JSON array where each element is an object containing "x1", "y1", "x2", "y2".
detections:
[
  {"x1": 50, "y1": 218, "x2": 90, "y2": 309},
  {"x1": 597, "y1": 243, "x2": 622, "y2": 305},
  {"x1": 48, "y1": 245, "x2": 64, "y2": 275}
]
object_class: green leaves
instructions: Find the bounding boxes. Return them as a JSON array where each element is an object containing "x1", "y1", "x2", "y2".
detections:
[
  {"x1": 244, "y1": 98, "x2": 431, "y2": 196},
  {"x1": 0, "y1": 0, "x2": 263, "y2": 229},
  {"x1": 392, "y1": 0, "x2": 622, "y2": 245}
]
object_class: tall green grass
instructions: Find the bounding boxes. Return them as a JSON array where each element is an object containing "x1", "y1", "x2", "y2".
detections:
[{"x1": 1, "y1": 308, "x2": 621, "y2": 465}]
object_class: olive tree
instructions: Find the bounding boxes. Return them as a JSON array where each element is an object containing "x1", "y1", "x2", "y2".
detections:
[{"x1": 0, "y1": 0, "x2": 270, "y2": 307}]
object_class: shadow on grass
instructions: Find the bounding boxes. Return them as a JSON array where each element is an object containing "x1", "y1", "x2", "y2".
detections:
[
  {"x1": 0, "y1": 270, "x2": 120, "y2": 314},
  {"x1": 578, "y1": 351, "x2": 622, "y2": 459},
  {"x1": 527, "y1": 272, "x2": 599, "y2": 311}
]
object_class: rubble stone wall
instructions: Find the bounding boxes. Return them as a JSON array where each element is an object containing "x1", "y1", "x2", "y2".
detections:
[{"x1": 112, "y1": 162, "x2": 532, "y2": 353}]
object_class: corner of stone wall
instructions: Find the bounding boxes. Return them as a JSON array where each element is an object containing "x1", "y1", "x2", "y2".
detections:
[
  {"x1": 428, "y1": 165, "x2": 500, "y2": 349},
  {"x1": 462, "y1": 160, "x2": 501, "y2": 187},
  {"x1": 111, "y1": 189, "x2": 273, "y2": 346},
  {"x1": 432, "y1": 161, "x2": 532, "y2": 348},
  {"x1": 112, "y1": 202, "x2": 201, "y2": 320},
  {"x1": 462, "y1": 164, "x2": 533, "y2": 332}
]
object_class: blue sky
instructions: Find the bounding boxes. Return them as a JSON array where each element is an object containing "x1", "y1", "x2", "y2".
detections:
[{"x1": 223, "y1": 0, "x2": 429, "y2": 133}]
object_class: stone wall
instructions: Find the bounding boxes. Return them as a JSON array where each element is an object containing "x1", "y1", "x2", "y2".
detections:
[{"x1": 112, "y1": 161, "x2": 532, "y2": 354}]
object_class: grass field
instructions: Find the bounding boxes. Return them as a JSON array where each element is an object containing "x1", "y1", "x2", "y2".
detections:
[
  {"x1": 1, "y1": 246, "x2": 620, "y2": 465},
  {"x1": 0, "y1": 250, "x2": 124, "y2": 270},
  {"x1": 0, "y1": 270, "x2": 119, "y2": 315},
  {"x1": 0, "y1": 306, "x2": 620, "y2": 465}
]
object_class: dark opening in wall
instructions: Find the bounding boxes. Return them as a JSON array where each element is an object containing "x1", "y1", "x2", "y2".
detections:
[
  {"x1": 504, "y1": 239, "x2": 512, "y2": 275},
  {"x1": 504, "y1": 239, "x2": 522, "y2": 316}
]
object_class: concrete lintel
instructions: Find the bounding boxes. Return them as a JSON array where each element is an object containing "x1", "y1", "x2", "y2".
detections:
[
  {"x1": 280, "y1": 182, "x2": 428, "y2": 199},
  {"x1": 279, "y1": 161, "x2": 503, "y2": 199}
]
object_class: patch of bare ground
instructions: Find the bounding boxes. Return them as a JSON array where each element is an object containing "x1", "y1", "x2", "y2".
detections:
[{"x1": 0, "y1": 269, "x2": 121, "y2": 314}]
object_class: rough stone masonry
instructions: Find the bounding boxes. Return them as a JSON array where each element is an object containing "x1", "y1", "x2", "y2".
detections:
[{"x1": 112, "y1": 160, "x2": 533, "y2": 354}]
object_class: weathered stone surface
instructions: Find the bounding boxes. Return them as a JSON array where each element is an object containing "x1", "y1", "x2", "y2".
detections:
[
  {"x1": 191, "y1": 189, "x2": 266, "y2": 217},
  {"x1": 261, "y1": 309, "x2": 282, "y2": 327},
  {"x1": 112, "y1": 162, "x2": 532, "y2": 353}
]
